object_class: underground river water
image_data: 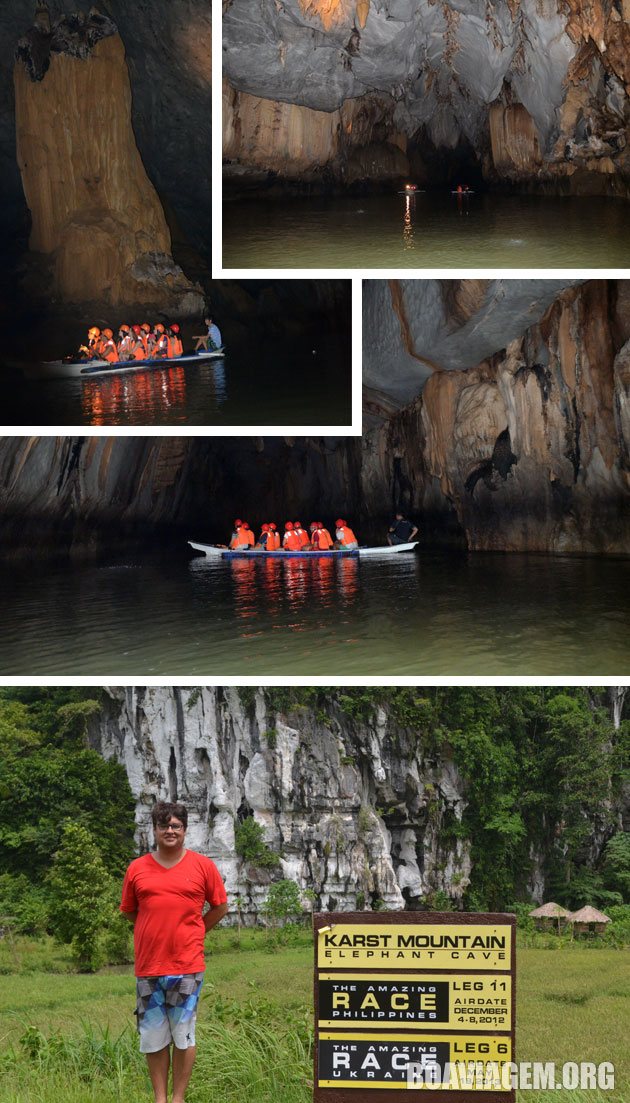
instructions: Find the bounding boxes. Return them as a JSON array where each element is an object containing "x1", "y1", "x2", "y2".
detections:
[
  {"x1": 222, "y1": 193, "x2": 630, "y2": 269},
  {"x1": 1, "y1": 548, "x2": 628, "y2": 676},
  {"x1": 0, "y1": 333, "x2": 351, "y2": 427}
]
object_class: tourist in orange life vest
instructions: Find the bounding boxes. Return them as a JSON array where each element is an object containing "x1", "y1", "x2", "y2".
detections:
[
  {"x1": 282, "y1": 522, "x2": 301, "y2": 551},
  {"x1": 170, "y1": 324, "x2": 184, "y2": 357},
  {"x1": 230, "y1": 521, "x2": 254, "y2": 549},
  {"x1": 100, "y1": 328, "x2": 119, "y2": 363},
  {"x1": 312, "y1": 521, "x2": 333, "y2": 550},
  {"x1": 294, "y1": 522, "x2": 310, "y2": 549},
  {"x1": 256, "y1": 523, "x2": 270, "y2": 549},
  {"x1": 130, "y1": 325, "x2": 146, "y2": 360},
  {"x1": 140, "y1": 323, "x2": 153, "y2": 356},
  {"x1": 117, "y1": 325, "x2": 134, "y2": 361},
  {"x1": 153, "y1": 324, "x2": 168, "y2": 358},
  {"x1": 267, "y1": 523, "x2": 281, "y2": 551},
  {"x1": 335, "y1": 518, "x2": 358, "y2": 549},
  {"x1": 78, "y1": 326, "x2": 102, "y2": 360}
]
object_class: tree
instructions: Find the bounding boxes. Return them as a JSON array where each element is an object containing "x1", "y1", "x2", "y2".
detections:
[
  {"x1": 262, "y1": 880, "x2": 303, "y2": 931},
  {"x1": 602, "y1": 833, "x2": 630, "y2": 901},
  {"x1": 48, "y1": 821, "x2": 114, "y2": 971}
]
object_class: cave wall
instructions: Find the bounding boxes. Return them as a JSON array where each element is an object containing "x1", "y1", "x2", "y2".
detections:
[
  {"x1": 0, "y1": 283, "x2": 628, "y2": 556},
  {"x1": 1, "y1": 0, "x2": 211, "y2": 255},
  {"x1": 14, "y1": 21, "x2": 203, "y2": 312},
  {"x1": 223, "y1": 0, "x2": 629, "y2": 193},
  {"x1": 362, "y1": 280, "x2": 630, "y2": 553}
]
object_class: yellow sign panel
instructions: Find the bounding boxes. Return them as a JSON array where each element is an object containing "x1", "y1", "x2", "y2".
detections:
[
  {"x1": 318, "y1": 1032, "x2": 512, "y2": 1090},
  {"x1": 317, "y1": 924, "x2": 512, "y2": 970},
  {"x1": 318, "y1": 972, "x2": 512, "y2": 1031}
]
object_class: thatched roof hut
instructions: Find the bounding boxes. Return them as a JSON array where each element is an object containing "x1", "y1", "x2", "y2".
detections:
[
  {"x1": 529, "y1": 902, "x2": 571, "y2": 931},
  {"x1": 569, "y1": 906, "x2": 611, "y2": 935}
]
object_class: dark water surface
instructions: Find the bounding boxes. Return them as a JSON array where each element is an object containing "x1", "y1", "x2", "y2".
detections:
[
  {"x1": 1, "y1": 548, "x2": 628, "y2": 675},
  {"x1": 223, "y1": 193, "x2": 630, "y2": 269},
  {"x1": 0, "y1": 335, "x2": 351, "y2": 427}
]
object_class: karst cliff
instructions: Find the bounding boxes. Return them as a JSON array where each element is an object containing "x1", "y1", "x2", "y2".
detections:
[
  {"x1": 223, "y1": 0, "x2": 629, "y2": 193},
  {"x1": 88, "y1": 686, "x2": 628, "y2": 918},
  {"x1": 0, "y1": 282, "x2": 628, "y2": 555}
]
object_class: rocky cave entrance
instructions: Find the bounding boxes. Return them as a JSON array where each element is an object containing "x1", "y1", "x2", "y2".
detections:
[{"x1": 407, "y1": 133, "x2": 486, "y2": 192}]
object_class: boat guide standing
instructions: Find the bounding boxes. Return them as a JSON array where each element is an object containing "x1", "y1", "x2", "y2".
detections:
[{"x1": 388, "y1": 511, "x2": 418, "y2": 546}]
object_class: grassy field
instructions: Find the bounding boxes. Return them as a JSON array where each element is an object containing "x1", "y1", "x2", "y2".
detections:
[{"x1": 0, "y1": 930, "x2": 627, "y2": 1102}]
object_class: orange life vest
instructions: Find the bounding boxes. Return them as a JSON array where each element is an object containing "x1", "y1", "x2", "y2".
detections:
[
  {"x1": 283, "y1": 530, "x2": 301, "y2": 551},
  {"x1": 295, "y1": 527, "x2": 309, "y2": 548},
  {"x1": 166, "y1": 335, "x2": 178, "y2": 358},
  {"x1": 313, "y1": 527, "x2": 333, "y2": 549},
  {"x1": 102, "y1": 338, "x2": 118, "y2": 363},
  {"x1": 133, "y1": 341, "x2": 146, "y2": 361},
  {"x1": 267, "y1": 531, "x2": 280, "y2": 550},
  {"x1": 337, "y1": 525, "x2": 357, "y2": 546},
  {"x1": 174, "y1": 337, "x2": 183, "y2": 357}
]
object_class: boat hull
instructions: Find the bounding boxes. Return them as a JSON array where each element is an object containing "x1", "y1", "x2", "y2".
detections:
[
  {"x1": 24, "y1": 349, "x2": 225, "y2": 381},
  {"x1": 188, "y1": 541, "x2": 418, "y2": 559}
]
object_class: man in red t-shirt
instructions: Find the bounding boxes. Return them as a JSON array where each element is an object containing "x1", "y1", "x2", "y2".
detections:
[{"x1": 121, "y1": 800, "x2": 228, "y2": 1103}]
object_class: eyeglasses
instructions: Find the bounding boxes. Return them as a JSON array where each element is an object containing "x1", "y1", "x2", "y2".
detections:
[{"x1": 156, "y1": 823, "x2": 185, "y2": 832}]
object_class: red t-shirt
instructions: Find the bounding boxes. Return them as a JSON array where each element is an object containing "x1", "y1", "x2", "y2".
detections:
[{"x1": 120, "y1": 850, "x2": 227, "y2": 977}]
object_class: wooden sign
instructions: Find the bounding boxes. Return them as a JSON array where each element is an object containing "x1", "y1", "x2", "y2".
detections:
[{"x1": 314, "y1": 911, "x2": 516, "y2": 1102}]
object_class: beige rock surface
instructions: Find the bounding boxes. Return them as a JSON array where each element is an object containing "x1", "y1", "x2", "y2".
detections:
[{"x1": 14, "y1": 34, "x2": 203, "y2": 312}]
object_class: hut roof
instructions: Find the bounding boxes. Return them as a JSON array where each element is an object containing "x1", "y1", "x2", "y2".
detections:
[
  {"x1": 569, "y1": 906, "x2": 611, "y2": 924},
  {"x1": 529, "y1": 902, "x2": 571, "y2": 918}
]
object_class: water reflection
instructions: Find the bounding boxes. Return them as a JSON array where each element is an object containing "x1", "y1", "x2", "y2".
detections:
[
  {"x1": 224, "y1": 194, "x2": 630, "y2": 269},
  {"x1": 81, "y1": 366, "x2": 190, "y2": 425}
]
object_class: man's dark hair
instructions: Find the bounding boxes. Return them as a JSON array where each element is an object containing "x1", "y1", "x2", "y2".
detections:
[{"x1": 152, "y1": 800, "x2": 188, "y2": 830}]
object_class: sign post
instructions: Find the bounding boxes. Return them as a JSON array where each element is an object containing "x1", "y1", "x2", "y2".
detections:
[{"x1": 314, "y1": 911, "x2": 516, "y2": 1101}]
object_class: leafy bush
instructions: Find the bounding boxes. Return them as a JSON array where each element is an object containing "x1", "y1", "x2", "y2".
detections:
[
  {"x1": 235, "y1": 817, "x2": 281, "y2": 869},
  {"x1": 47, "y1": 822, "x2": 115, "y2": 971}
]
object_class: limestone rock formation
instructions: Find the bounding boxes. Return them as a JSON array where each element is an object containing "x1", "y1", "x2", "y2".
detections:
[
  {"x1": 0, "y1": 281, "x2": 628, "y2": 555},
  {"x1": 93, "y1": 687, "x2": 472, "y2": 918},
  {"x1": 14, "y1": 11, "x2": 204, "y2": 312},
  {"x1": 223, "y1": 0, "x2": 630, "y2": 192}
]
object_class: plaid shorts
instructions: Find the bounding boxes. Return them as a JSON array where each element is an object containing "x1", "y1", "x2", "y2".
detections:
[{"x1": 135, "y1": 972, "x2": 205, "y2": 1053}]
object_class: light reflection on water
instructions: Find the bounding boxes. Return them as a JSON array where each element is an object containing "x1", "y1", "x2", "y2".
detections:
[
  {"x1": 1, "y1": 337, "x2": 349, "y2": 426},
  {"x1": 223, "y1": 193, "x2": 630, "y2": 269},
  {"x1": 0, "y1": 549, "x2": 628, "y2": 675}
]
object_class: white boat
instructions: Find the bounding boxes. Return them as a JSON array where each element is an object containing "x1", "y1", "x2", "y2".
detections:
[
  {"x1": 23, "y1": 349, "x2": 225, "y2": 381},
  {"x1": 188, "y1": 541, "x2": 418, "y2": 559}
]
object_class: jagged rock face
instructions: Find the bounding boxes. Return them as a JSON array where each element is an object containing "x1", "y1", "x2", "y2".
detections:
[
  {"x1": 0, "y1": 281, "x2": 628, "y2": 555},
  {"x1": 223, "y1": 0, "x2": 629, "y2": 191},
  {"x1": 93, "y1": 687, "x2": 471, "y2": 918},
  {"x1": 1, "y1": 1, "x2": 211, "y2": 257},
  {"x1": 13, "y1": 14, "x2": 204, "y2": 312},
  {"x1": 224, "y1": 79, "x2": 409, "y2": 184},
  {"x1": 362, "y1": 280, "x2": 630, "y2": 553}
]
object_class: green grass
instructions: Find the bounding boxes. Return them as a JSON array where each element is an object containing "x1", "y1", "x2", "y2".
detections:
[{"x1": 0, "y1": 931, "x2": 627, "y2": 1102}]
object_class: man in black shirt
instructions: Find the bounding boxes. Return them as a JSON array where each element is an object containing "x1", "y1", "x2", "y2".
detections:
[{"x1": 388, "y1": 512, "x2": 418, "y2": 546}]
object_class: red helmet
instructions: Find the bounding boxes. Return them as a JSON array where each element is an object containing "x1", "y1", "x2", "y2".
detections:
[
  {"x1": 242, "y1": 522, "x2": 250, "y2": 530},
  {"x1": 234, "y1": 519, "x2": 242, "y2": 526},
  {"x1": 141, "y1": 323, "x2": 151, "y2": 332},
  {"x1": 261, "y1": 523, "x2": 270, "y2": 531},
  {"x1": 309, "y1": 522, "x2": 317, "y2": 530},
  {"x1": 335, "y1": 518, "x2": 344, "y2": 527},
  {"x1": 154, "y1": 323, "x2": 165, "y2": 334},
  {"x1": 285, "y1": 521, "x2": 294, "y2": 530},
  {"x1": 294, "y1": 521, "x2": 302, "y2": 528},
  {"x1": 170, "y1": 323, "x2": 180, "y2": 333},
  {"x1": 103, "y1": 328, "x2": 114, "y2": 339},
  {"x1": 119, "y1": 324, "x2": 130, "y2": 333},
  {"x1": 318, "y1": 522, "x2": 324, "y2": 528},
  {"x1": 269, "y1": 523, "x2": 277, "y2": 530}
]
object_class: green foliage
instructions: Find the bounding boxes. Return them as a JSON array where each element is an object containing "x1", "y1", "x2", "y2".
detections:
[
  {"x1": 356, "y1": 806, "x2": 372, "y2": 836},
  {"x1": 602, "y1": 832, "x2": 630, "y2": 900},
  {"x1": 0, "y1": 692, "x2": 135, "y2": 880},
  {"x1": 47, "y1": 822, "x2": 115, "y2": 972},
  {"x1": 0, "y1": 874, "x2": 49, "y2": 936},
  {"x1": 261, "y1": 880, "x2": 303, "y2": 926},
  {"x1": 263, "y1": 728, "x2": 277, "y2": 750},
  {"x1": 235, "y1": 817, "x2": 281, "y2": 869}
]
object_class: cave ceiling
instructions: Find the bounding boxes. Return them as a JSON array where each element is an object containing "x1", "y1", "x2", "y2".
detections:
[
  {"x1": 362, "y1": 278, "x2": 586, "y2": 407},
  {"x1": 223, "y1": 0, "x2": 613, "y2": 151}
]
